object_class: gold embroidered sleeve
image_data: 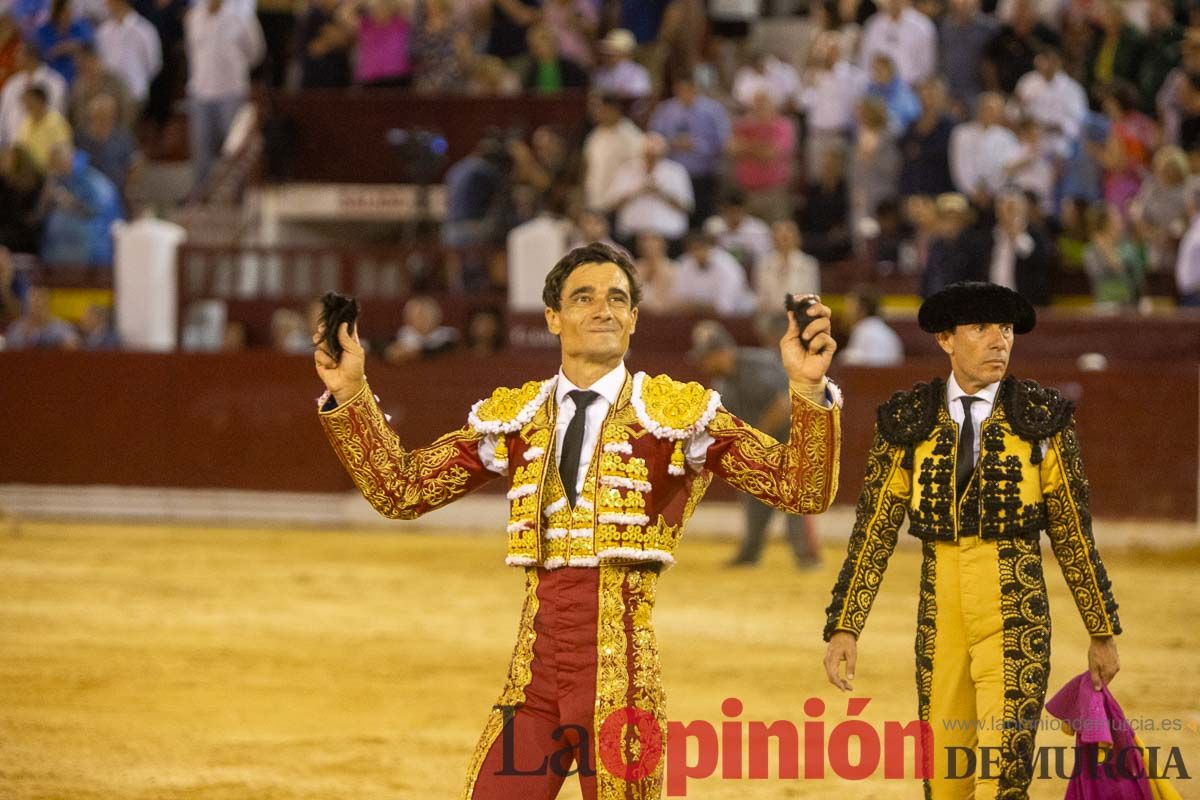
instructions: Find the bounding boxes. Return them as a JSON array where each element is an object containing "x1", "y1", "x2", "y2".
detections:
[
  {"x1": 823, "y1": 426, "x2": 911, "y2": 641},
  {"x1": 1040, "y1": 421, "x2": 1122, "y2": 636},
  {"x1": 318, "y1": 382, "x2": 500, "y2": 520},
  {"x1": 703, "y1": 387, "x2": 841, "y2": 515}
]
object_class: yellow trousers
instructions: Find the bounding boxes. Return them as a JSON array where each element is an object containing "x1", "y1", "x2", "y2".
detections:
[{"x1": 917, "y1": 535, "x2": 1051, "y2": 800}]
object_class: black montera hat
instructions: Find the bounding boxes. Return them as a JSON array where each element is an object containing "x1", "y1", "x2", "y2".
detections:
[{"x1": 918, "y1": 281, "x2": 1036, "y2": 334}]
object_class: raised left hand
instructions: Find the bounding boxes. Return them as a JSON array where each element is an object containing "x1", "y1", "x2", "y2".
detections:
[
  {"x1": 1088, "y1": 636, "x2": 1120, "y2": 690},
  {"x1": 780, "y1": 294, "x2": 836, "y2": 385}
]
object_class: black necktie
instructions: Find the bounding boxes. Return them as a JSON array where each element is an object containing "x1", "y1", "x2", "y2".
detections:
[
  {"x1": 956, "y1": 396, "x2": 981, "y2": 498},
  {"x1": 559, "y1": 390, "x2": 600, "y2": 508}
]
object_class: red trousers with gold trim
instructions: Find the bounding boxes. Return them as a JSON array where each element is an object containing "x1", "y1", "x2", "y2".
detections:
[{"x1": 463, "y1": 564, "x2": 665, "y2": 800}]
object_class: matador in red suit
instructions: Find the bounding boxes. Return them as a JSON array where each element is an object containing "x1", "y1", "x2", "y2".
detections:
[{"x1": 312, "y1": 242, "x2": 843, "y2": 799}]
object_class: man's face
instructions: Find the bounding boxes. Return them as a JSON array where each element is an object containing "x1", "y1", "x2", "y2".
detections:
[
  {"x1": 937, "y1": 322, "x2": 1014, "y2": 390},
  {"x1": 545, "y1": 262, "x2": 638, "y2": 362}
]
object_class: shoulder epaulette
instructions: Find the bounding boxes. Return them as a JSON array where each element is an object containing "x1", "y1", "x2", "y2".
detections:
[
  {"x1": 876, "y1": 378, "x2": 944, "y2": 447},
  {"x1": 1001, "y1": 376, "x2": 1075, "y2": 441},
  {"x1": 631, "y1": 371, "x2": 721, "y2": 440},
  {"x1": 468, "y1": 378, "x2": 556, "y2": 435}
]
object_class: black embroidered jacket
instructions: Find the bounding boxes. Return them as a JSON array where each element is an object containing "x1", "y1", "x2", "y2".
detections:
[{"x1": 823, "y1": 376, "x2": 1121, "y2": 640}]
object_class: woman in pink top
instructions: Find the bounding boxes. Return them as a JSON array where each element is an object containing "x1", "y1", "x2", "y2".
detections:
[
  {"x1": 728, "y1": 89, "x2": 796, "y2": 221},
  {"x1": 348, "y1": 0, "x2": 412, "y2": 87}
]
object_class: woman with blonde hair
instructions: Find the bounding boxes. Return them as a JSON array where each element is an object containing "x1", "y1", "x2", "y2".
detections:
[{"x1": 1129, "y1": 144, "x2": 1191, "y2": 272}]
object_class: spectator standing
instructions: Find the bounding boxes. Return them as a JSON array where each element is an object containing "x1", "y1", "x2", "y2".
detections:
[
  {"x1": 858, "y1": 0, "x2": 937, "y2": 86},
  {"x1": 987, "y1": 189, "x2": 1054, "y2": 305},
  {"x1": 949, "y1": 91, "x2": 1020, "y2": 205},
  {"x1": 1156, "y1": 29, "x2": 1200, "y2": 147},
  {"x1": 75, "y1": 93, "x2": 140, "y2": 197},
  {"x1": 648, "y1": 74, "x2": 730, "y2": 225},
  {"x1": 582, "y1": 92, "x2": 644, "y2": 211},
  {"x1": 798, "y1": 144, "x2": 852, "y2": 262},
  {"x1": 848, "y1": 97, "x2": 900, "y2": 245},
  {"x1": 96, "y1": 0, "x2": 161, "y2": 114},
  {"x1": 384, "y1": 295, "x2": 460, "y2": 361},
  {"x1": 1130, "y1": 145, "x2": 1191, "y2": 272},
  {"x1": 938, "y1": 0, "x2": 999, "y2": 116},
  {"x1": 1083, "y1": 203, "x2": 1145, "y2": 307},
  {"x1": 540, "y1": 0, "x2": 596, "y2": 69},
  {"x1": 4, "y1": 285, "x2": 79, "y2": 348},
  {"x1": 866, "y1": 54, "x2": 921, "y2": 136},
  {"x1": 0, "y1": 146, "x2": 44, "y2": 253},
  {"x1": 1004, "y1": 118, "x2": 1058, "y2": 215},
  {"x1": 838, "y1": 284, "x2": 904, "y2": 366},
  {"x1": 15, "y1": 84, "x2": 71, "y2": 171},
  {"x1": 673, "y1": 232, "x2": 755, "y2": 314},
  {"x1": 704, "y1": 191, "x2": 772, "y2": 270},
  {"x1": 1098, "y1": 81, "x2": 1160, "y2": 216},
  {"x1": 185, "y1": 0, "x2": 264, "y2": 191},
  {"x1": 0, "y1": 39, "x2": 66, "y2": 146},
  {"x1": 798, "y1": 29, "x2": 866, "y2": 176},
  {"x1": 133, "y1": 0, "x2": 186, "y2": 131},
  {"x1": 1137, "y1": 0, "x2": 1182, "y2": 113},
  {"x1": 34, "y1": 0, "x2": 94, "y2": 84},
  {"x1": 727, "y1": 90, "x2": 796, "y2": 222},
  {"x1": 348, "y1": 0, "x2": 412, "y2": 87},
  {"x1": 39, "y1": 143, "x2": 122, "y2": 266},
  {"x1": 1015, "y1": 48, "x2": 1087, "y2": 158},
  {"x1": 591, "y1": 28, "x2": 650, "y2": 100},
  {"x1": 1086, "y1": 0, "x2": 1146, "y2": 88},
  {"x1": 409, "y1": 0, "x2": 467, "y2": 93},
  {"x1": 983, "y1": 0, "x2": 1059, "y2": 94},
  {"x1": 299, "y1": 0, "x2": 354, "y2": 88},
  {"x1": 899, "y1": 76, "x2": 955, "y2": 197},
  {"x1": 731, "y1": 50, "x2": 800, "y2": 112},
  {"x1": 69, "y1": 45, "x2": 133, "y2": 131},
  {"x1": 753, "y1": 219, "x2": 820, "y2": 315},
  {"x1": 633, "y1": 231, "x2": 679, "y2": 311},
  {"x1": 1175, "y1": 198, "x2": 1200, "y2": 305},
  {"x1": 518, "y1": 22, "x2": 588, "y2": 92},
  {"x1": 602, "y1": 132, "x2": 693, "y2": 252},
  {"x1": 921, "y1": 192, "x2": 990, "y2": 296}
]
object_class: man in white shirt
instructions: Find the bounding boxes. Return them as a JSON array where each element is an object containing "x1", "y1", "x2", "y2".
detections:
[
  {"x1": 949, "y1": 92, "x2": 1021, "y2": 202},
  {"x1": 858, "y1": 0, "x2": 937, "y2": 86},
  {"x1": 673, "y1": 232, "x2": 755, "y2": 315},
  {"x1": 184, "y1": 0, "x2": 264, "y2": 190},
  {"x1": 314, "y1": 241, "x2": 841, "y2": 799},
  {"x1": 1174, "y1": 204, "x2": 1200, "y2": 305},
  {"x1": 602, "y1": 133, "x2": 693, "y2": 251},
  {"x1": 591, "y1": 28, "x2": 651, "y2": 100},
  {"x1": 798, "y1": 30, "x2": 866, "y2": 175},
  {"x1": 1014, "y1": 48, "x2": 1087, "y2": 156},
  {"x1": 825, "y1": 281, "x2": 1122, "y2": 800},
  {"x1": 96, "y1": 0, "x2": 162, "y2": 109},
  {"x1": 0, "y1": 40, "x2": 67, "y2": 148},
  {"x1": 582, "y1": 93, "x2": 645, "y2": 211},
  {"x1": 732, "y1": 51, "x2": 801, "y2": 111},
  {"x1": 838, "y1": 284, "x2": 903, "y2": 366},
  {"x1": 703, "y1": 191, "x2": 773, "y2": 269}
]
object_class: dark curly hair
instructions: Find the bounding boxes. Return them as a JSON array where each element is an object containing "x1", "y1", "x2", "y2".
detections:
[{"x1": 542, "y1": 241, "x2": 642, "y2": 311}]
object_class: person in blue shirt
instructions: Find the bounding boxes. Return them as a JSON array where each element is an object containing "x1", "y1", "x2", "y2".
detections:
[
  {"x1": 34, "y1": 0, "x2": 94, "y2": 84},
  {"x1": 648, "y1": 75, "x2": 731, "y2": 225},
  {"x1": 40, "y1": 143, "x2": 123, "y2": 266},
  {"x1": 866, "y1": 53, "x2": 922, "y2": 136}
]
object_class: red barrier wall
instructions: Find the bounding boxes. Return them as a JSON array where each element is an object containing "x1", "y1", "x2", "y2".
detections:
[{"x1": 1, "y1": 351, "x2": 1195, "y2": 520}]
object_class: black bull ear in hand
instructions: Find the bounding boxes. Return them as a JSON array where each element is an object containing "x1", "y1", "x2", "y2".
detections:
[{"x1": 320, "y1": 292, "x2": 360, "y2": 364}]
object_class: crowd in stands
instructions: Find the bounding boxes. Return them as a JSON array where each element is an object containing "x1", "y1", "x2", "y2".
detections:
[{"x1": 5, "y1": 0, "x2": 1200, "y2": 355}]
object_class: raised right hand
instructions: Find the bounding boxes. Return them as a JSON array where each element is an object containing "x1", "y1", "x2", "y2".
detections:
[
  {"x1": 313, "y1": 321, "x2": 366, "y2": 404},
  {"x1": 824, "y1": 631, "x2": 858, "y2": 691}
]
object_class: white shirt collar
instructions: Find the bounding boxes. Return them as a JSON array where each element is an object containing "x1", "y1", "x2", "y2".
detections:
[
  {"x1": 946, "y1": 372, "x2": 1000, "y2": 408},
  {"x1": 556, "y1": 361, "x2": 627, "y2": 408}
]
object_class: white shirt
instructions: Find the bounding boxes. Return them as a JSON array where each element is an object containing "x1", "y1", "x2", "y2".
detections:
[
  {"x1": 592, "y1": 59, "x2": 652, "y2": 99},
  {"x1": 478, "y1": 362, "x2": 717, "y2": 481},
  {"x1": 989, "y1": 227, "x2": 1035, "y2": 290},
  {"x1": 97, "y1": 9, "x2": 163, "y2": 102},
  {"x1": 185, "y1": 0, "x2": 265, "y2": 100},
  {"x1": 858, "y1": 7, "x2": 937, "y2": 85},
  {"x1": 799, "y1": 60, "x2": 867, "y2": 133},
  {"x1": 949, "y1": 121, "x2": 1021, "y2": 196},
  {"x1": 1175, "y1": 213, "x2": 1200, "y2": 295},
  {"x1": 1015, "y1": 69, "x2": 1087, "y2": 144},
  {"x1": 839, "y1": 316, "x2": 904, "y2": 366},
  {"x1": 674, "y1": 246, "x2": 756, "y2": 315},
  {"x1": 704, "y1": 213, "x2": 773, "y2": 266},
  {"x1": 0, "y1": 67, "x2": 67, "y2": 147},
  {"x1": 946, "y1": 372, "x2": 999, "y2": 468},
  {"x1": 753, "y1": 249, "x2": 820, "y2": 313},
  {"x1": 583, "y1": 119, "x2": 645, "y2": 210},
  {"x1": 732, "y1": 56, "x2": 800, "y2": 110},
  {"x1": 605, "y1": 157, "x2": 694, "y2": 240}
]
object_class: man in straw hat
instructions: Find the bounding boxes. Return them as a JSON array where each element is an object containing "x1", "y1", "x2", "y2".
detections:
[{"x1": 823, "y1": 281, "x2": 1122, "y2": 799}]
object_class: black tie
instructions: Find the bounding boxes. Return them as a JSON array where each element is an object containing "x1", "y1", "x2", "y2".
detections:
[
  {"x1": 956, "y1": 396, "x2": 981, "y2": 498},
  {"x1": 559, "y1": 390, "x2": 600, "y2": 508}
]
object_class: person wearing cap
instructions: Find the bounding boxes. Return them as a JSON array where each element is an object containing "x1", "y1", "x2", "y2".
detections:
[
  {"x1": 314, "y1": 241, "x2": 843, "y2": 799},
  {"x1": 690, "y1": 320, "x2": 824, "y2": 568},
  {"x1": 822, "y1": 281, "x2": 1122, "y2": 800},
  {"x1": 592, "y1": 27, "x2": 651, "y2": 100}
]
